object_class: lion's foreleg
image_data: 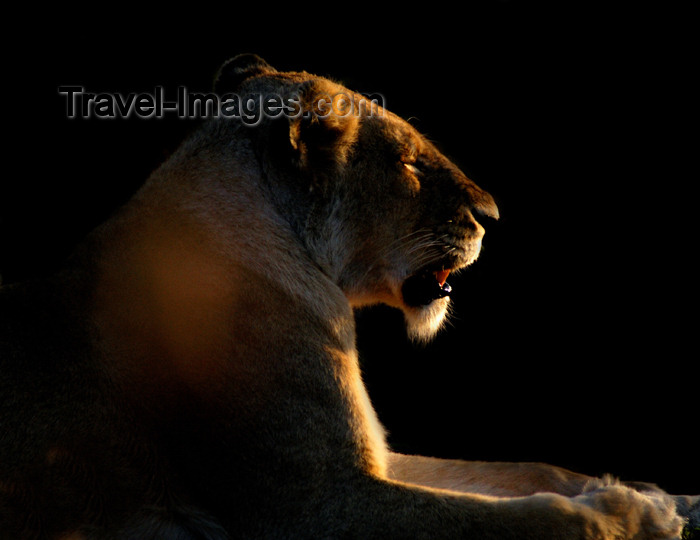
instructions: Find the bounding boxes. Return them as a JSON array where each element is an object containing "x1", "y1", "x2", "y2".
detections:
[
  {"x1": 343, "y1": 473, "x2": 684, "y2": 540},
  {"x1": 386, "y1": 452, "x2": 596, "y2": 497}
]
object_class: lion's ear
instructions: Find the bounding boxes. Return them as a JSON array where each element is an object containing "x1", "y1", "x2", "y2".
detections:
[
  {"x1": 214, "y1": 54, "x2": 276, "y2": 94},
  {"x1": 288, "y1": 80, "x2": 359, "y2": 171}
]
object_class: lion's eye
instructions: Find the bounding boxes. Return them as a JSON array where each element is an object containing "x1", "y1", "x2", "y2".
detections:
[{"x1": 403, "y1": 162, "x2": 422, "y2": 176}]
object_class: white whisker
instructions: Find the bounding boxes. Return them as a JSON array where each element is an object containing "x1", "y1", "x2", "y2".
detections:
[{"x1": 356, "y1": 229, "x2": 435, "y2": 284}]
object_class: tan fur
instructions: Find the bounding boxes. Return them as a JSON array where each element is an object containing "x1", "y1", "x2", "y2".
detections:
[
  {"x1": 386, "y1": 454, "x2": 593, "y2": 497},
  {"x1": 1, "y1": 54, "x2": 694, "y2": 539}
]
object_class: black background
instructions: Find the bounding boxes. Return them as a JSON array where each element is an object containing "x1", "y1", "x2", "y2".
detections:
[{"x1": 3, "y1": 5, "x2": 696, "y2": 494}]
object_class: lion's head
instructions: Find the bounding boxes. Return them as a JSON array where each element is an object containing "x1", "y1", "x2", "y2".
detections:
[{"x1": 214, "y1": 54, "x2": 499, "y2": 341}]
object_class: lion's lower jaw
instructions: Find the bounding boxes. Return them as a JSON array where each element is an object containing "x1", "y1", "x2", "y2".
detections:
[{"x1": 403, "y1": 297, "x2": 451, "y2": 343}]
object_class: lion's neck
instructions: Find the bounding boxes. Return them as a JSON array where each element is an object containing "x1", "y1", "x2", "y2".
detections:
[
  {"x1": 85, "y1": 174, "x2": 354, "y2": 373},
  {"x1": 57, "y1": 145, "x2": 390, "y2": 475},
  {"x1": 80, "y1": 181, "x2": 388, "y2": 474}
]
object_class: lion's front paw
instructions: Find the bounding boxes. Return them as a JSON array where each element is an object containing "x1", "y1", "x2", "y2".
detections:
[{"x1": 577, "y1": 481, "x2": 684, "y2": 540}]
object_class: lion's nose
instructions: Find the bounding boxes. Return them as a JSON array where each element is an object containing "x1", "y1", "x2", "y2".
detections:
[
  {"x1": 449, "y1": 177, "x2": 498, "y2": 241},
  {"x1": 462, "y1": 177, "x2": 499, "y2": 221},
  {"x1": 471, "y1": 189, "x2": 499, "y2": 221},
  {"x1": 445, "y1": 164, "x2": 499, "y2": 222}
]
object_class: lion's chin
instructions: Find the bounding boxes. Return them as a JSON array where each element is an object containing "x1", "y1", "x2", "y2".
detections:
[{"x1": 402, "y1": 297, "x2": 451, "y2": 343}]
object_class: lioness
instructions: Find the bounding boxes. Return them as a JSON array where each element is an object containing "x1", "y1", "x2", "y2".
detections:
[{"x1": 1, "y1": 54, "x2": 697, "y2": 539}]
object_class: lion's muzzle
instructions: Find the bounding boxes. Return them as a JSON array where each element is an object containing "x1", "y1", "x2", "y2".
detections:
[{"x1": 401, "y1": 268, "x2": 453, "y2": 307}]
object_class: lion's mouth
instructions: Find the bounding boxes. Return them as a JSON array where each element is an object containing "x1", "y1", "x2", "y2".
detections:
[{"x1": 401, "y1": 268, "x2": 453, "y2": 307}]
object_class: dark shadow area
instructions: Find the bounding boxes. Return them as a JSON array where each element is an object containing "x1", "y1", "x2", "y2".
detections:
[{"x1": 3, "y1": 5, "x2": 695, "y2": 494}]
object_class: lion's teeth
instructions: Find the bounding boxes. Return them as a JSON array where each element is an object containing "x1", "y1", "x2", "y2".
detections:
[{"x1": 434, "y1": 270, "x2": 451, "y2": 287}]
